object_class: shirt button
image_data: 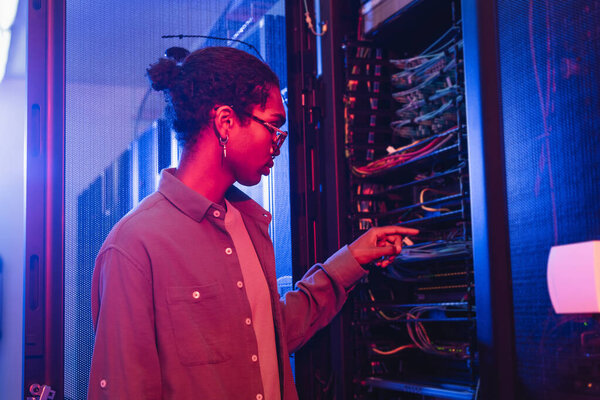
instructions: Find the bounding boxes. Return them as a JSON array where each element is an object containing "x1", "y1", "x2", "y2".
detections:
[
  {"x1": 245, "y1": 318, "x2": 252, "y2": 325},
  {"x1": 225, "y1": 248, "x2": 233, "y2": 255},
  {"x1": 99, "y1": 379, "x2": 107, "y2": 389},
  {"x1": 237, "y1": 281, "x2": 244, "y2": 288},
  {"x1": 213, "y1": 210, "x2": 221, "y2": 218},
  {"x1": 192, "y1": 291, "x2": 200, "y2": 299},
  {"x1": 256, "y1": 394, "x2": 263, "y2": 400},
  {"x1": 251, "y1": 354, "x2": 258, "y2": 362}
]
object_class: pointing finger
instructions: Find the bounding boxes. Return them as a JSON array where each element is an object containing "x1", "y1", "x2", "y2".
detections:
[{"x1": 374, "y1": 226, "x2": 419, "y2": 238}]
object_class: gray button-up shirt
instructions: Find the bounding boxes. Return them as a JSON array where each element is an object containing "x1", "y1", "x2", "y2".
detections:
[{"x1": 88, "y1": 168, "x2": 367, "y2": 399}]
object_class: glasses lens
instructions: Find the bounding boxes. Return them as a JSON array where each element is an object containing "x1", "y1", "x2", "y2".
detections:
[
  {"x1": 265, "y1": 125, "x2": 277, "y2": 135},
  {"x1": 249, "y1": 114, "x2": 287, "y2": 151},
  {"x1": 274, "y1": 132, "x2": 287, "y2": 150}
]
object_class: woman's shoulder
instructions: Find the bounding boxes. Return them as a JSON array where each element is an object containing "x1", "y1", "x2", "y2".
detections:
[{"x1": 101, "y1": 192, "x2": 172, "y2": 250}]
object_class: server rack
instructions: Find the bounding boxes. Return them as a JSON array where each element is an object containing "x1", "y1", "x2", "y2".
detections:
[
  {"x1": 288, "y1": 0, "x2": 516, "y2": 399},
  {"x1": 343, "y1": 2, "x2": 477, "y2": 399}
]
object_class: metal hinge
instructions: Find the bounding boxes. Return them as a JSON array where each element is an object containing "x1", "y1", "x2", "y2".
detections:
[{"x1": 26, "y1": 384, "x2": 55, "y2": 400}]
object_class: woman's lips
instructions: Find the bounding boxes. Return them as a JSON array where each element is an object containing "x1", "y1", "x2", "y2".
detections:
[{"x1": 261, "y1": 160, "x2": 274, "y2": 175}]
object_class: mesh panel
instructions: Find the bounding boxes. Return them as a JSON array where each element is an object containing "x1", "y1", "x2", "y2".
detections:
[
  {"x1": 497, "y1": 1, "x2": 600, "y2": 398},
  {"x1": 64, "y1": 2, "x2": 289, "y2": 398}
]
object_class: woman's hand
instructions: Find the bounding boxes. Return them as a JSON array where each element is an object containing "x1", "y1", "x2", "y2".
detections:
[{"x1": 348, "y1": 226, "x2": 419, "y2": 268}]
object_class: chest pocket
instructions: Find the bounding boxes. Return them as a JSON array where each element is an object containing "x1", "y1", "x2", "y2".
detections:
[{"x1": 166, "y1": 282, "x2": 232, "y2": 365}]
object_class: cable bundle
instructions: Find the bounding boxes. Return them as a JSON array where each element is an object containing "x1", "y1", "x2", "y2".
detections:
[
  {"x1": 396, "y1": 240, "x2": 471, "y2": 261},
  {"x1": 352, "y1": 129, "x2": 456, "y2": 177},
  {"x1": 392, "y1": 96, "x2": 460, "y2": 139},
  {"x1": 406, "y1": 305, "x2": 470, "y2": 359},
  {"x1": 367, "y1": 295, "x2": 471, "y2": 359},
  {"x1": 389, "y1": 27, "x2": 463, "y2": 142}
]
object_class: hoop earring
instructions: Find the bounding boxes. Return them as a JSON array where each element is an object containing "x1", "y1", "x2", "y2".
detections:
[{"x1": 219, "y1": 135, "x2": 229, "y2": 161}]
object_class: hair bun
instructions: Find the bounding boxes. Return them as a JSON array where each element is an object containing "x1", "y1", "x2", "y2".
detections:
[
  {"x1": 164, "y1": 47, "x2": 190, "y2": 63},
  {"x1": 147, "y1": 58, "x2": 181, "y2": 91}
]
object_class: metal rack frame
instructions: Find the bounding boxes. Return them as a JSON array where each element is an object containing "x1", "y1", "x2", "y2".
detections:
[{"x1": 341, "y1": 3, "x2": 479, "y2": 398}]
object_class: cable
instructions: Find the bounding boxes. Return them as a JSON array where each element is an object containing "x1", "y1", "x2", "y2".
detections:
[
  {"x1": 392, "y1": 69, "x2": 443, "y2": 100},
  {"x1": 391, "y1": 53, "x2": 446, "y2": 88},
  {"x1": 390, "y1": 54, "x2": 440, "y2": 71},
  {"x1": 302, "y1": 0, "x2": 328, "y2": 36},
  {"x1": 414, "y1": 99, "x2": 455, "y2": 123},
  {"x1": 395, "y1": 99, "x2": 428, "y2": 116},
  {"x1": 391, "y1": 99, "x2": 457, "y2": 139},
  {"x1": 429, "y1": 84, "x2": 459, "y2": 101},
  {"x1": 365, "y1": 288, "x2": 471, "y2": 359},
  {"x1": 382, "y1": 265, "x2": 421, "y2": 282},
  {"x1": 419, "y1": 188, "x2": 451, "y2": 212},
  {"x1": 371, "y1": 344, "x2": 416, "y2": 355},
  {"x1": 161, "y1": 34, "x2": 265, "y2": 62},
  {"x1": 368, "y1": 289, "x2": 406, "y2": 320},
  {"x1": 419, "y1": 23, "x2": 461, "y2": 55}
]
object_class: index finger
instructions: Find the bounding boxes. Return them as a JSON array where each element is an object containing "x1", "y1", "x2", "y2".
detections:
[{"x1": 374, "y1": 225, "x2": 419, "y2": 238}]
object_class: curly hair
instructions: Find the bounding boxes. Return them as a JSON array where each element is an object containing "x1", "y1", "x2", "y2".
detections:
[{"x1": 147, "y1": 47, "x2": 280, "y2": 147}]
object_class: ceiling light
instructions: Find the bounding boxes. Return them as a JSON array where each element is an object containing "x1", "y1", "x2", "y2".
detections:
[
  {"x1": 0, "y1": 0, "x2": 18, "y2": 83},
  {"x1": 0, "y1": 0, "x2": 19, "y2": 30},
  {"x1": 0, "y1": 30, "x2": 11, "y2": 83}
]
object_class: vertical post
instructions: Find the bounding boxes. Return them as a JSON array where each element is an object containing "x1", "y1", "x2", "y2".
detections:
[
  {"x1": 317, "y1": 0, "x2": 359, "y2": 398},
  {"x1": 286, "y1": 0, "x2": 321, "y2": 398},
  {"x1": 25, "y1": 0, "x2": 65, "y2": 397},
  {"x1": 462, "y1": 0, "x2": 517, "y2": 399}
]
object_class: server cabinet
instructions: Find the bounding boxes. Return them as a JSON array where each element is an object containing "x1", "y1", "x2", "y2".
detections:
[{"x1": 290, "y1": 0, "x2": 497, "y2": 398}]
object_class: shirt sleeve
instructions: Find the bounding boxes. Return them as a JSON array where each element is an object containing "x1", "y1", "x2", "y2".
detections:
[
  {"x1": 88, "y1": 246, "x2": 162, "y2": 400},
  {"x1": 280, "y1": 245, "x2": 368, "y2": 353}
]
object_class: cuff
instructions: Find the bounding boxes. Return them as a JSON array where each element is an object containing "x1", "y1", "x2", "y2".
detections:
[{"x1": 323, "y1": 245, "x2": 369, "y2": 291}]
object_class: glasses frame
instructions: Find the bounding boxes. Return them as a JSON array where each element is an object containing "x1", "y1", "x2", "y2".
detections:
[{"x1": 231, "y1": 106, "x2": 288, "y2": 153}]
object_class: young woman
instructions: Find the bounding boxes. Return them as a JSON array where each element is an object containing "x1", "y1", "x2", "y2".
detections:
[{"x1": 88, "y1": 46, "x2": 418, "y2": 400}]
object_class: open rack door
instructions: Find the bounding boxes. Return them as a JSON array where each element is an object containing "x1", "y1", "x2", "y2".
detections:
[{"x1": 25, "y1": 1, "x2": 292, "y2": 399}]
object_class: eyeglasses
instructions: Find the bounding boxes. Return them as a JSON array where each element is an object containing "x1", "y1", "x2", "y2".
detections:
[
  {"x1": 245, "y1": 113, "x2": 288, "y2": 153},
  {"x1": 232, "y1": 107, "x2": 288, "y2": 154}
]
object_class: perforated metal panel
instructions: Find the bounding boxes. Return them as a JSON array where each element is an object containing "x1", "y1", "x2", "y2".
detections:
[
  {"x1": 497, "y1": 1, "x2": 600, "y2": 398},
  {"x1": 64, "y1": 2, "x2": 290, "y2": 398}
]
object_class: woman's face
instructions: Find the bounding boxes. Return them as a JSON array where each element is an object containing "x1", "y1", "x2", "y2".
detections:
[{"x1": 227, "y1": 86, "x2": 286, "y2": 187}]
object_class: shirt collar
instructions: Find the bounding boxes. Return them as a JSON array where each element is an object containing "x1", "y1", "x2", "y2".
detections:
[{"x1": 157, "y1": 168, "x2": 272, "y2": 224}]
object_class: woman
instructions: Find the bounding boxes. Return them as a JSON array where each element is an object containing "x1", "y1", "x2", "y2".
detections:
[{"x1": 88, "y1": 46, "x2": 418, "y2": 400}]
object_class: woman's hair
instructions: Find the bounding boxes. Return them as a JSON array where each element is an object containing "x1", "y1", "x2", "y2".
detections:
[{"x1": 147, "y1": 46, "x2": 280, "y2": 147}]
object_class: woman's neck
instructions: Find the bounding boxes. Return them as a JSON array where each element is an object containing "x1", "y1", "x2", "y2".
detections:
[{"x1": 174, "y1": 143, "x2": 234, "y2": 205}]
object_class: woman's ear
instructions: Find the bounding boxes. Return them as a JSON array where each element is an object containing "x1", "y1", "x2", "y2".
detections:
[{"x1": 212, "y1": 105, "x2": 235, "y2": 139}]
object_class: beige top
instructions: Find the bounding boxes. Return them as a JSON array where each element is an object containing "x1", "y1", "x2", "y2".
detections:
[{"x1": 225, "y1": 200, "x2": 280, "y2": 400}]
